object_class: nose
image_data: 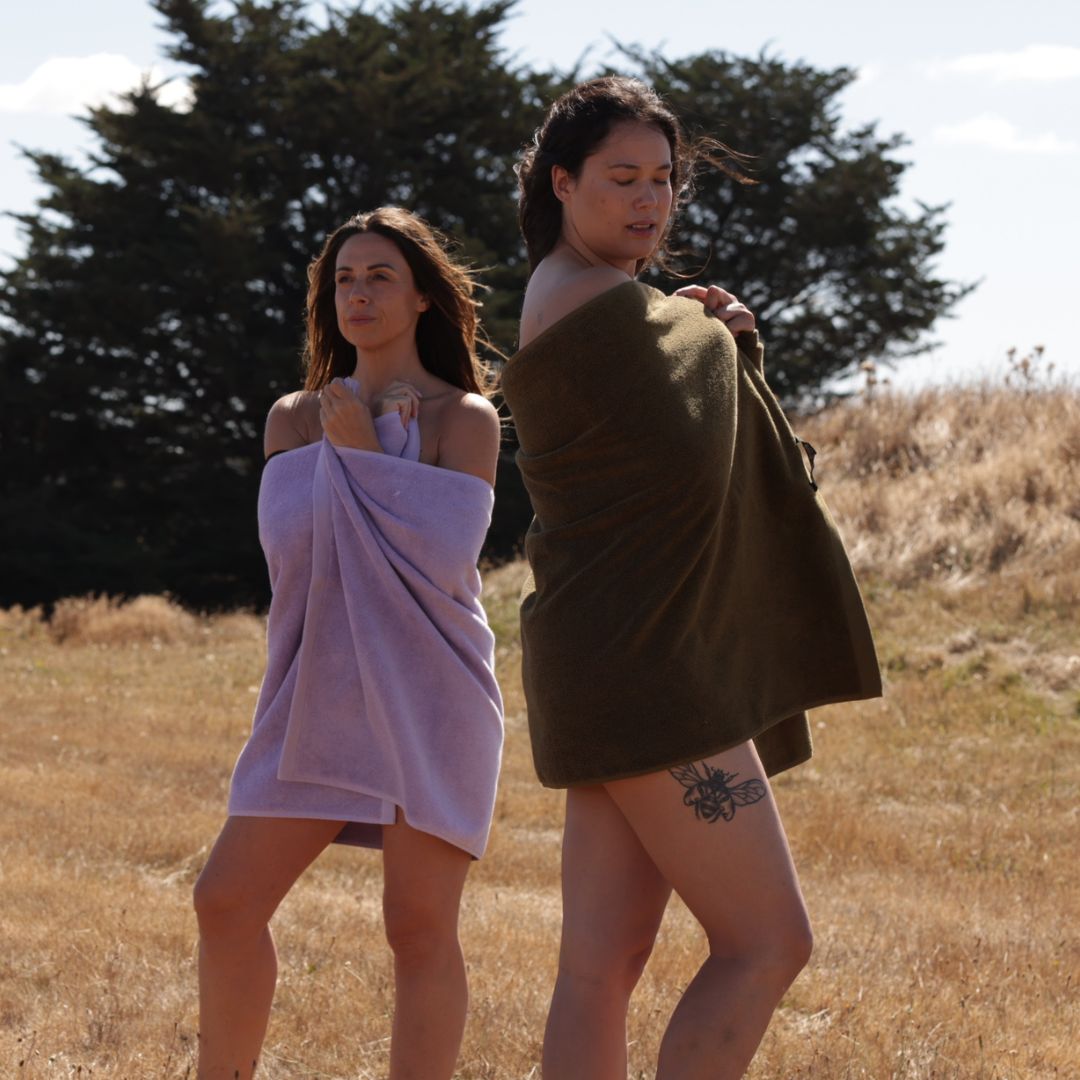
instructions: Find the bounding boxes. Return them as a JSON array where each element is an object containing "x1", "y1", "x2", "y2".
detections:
[
  {"x1": 347, "y1": 280, "x2": 370, "y2": 305},
  {"x1": 634, "y1": 181, "x2": 658, "y2": 209}
]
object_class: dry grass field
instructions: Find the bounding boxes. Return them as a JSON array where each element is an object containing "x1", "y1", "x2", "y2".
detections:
[{"x1": 2, "y1": 381, "x2": 1078, "y2": 1078}]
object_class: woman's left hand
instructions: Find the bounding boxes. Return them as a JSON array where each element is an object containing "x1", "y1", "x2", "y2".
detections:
[
  {"x1": 320, "y1": 378, "x2": 380, "y2": 451},
  {"x1": 373, "y1": 380, "x2": 423, "y2": 430},
  {"x1": 674, "y1": 284, "x2": 756, "y2": 335}
]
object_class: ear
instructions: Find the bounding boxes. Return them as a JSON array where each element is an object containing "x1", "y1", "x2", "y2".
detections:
[
  {"x1": 551, "y1": 164, "x2": 576, "y2": 205},
  {"x1": 417, "y1": 295, "x2": 431, "y2": 312}
]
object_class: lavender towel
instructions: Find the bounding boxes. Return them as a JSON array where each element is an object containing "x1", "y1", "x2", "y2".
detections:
[{"x1": 228, "y1": 410, "x2": 503, "y2": 858}]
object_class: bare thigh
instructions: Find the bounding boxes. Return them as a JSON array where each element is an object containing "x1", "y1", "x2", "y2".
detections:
[
  {"x1": 604, "y1": 742, "x2": 810, "y2": 955},
  {"x1": 194, "y1": 816, "x2": 347, "y2": 926},
  {"x1": 381, "y1": 813, "x2": 472, "y2": 945},
  {"x1": 558, "y1": 785, "x2": 673, "y2": 976}
]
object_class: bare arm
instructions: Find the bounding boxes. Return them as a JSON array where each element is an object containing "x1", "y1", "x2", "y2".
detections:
[{"x1": 264, "y1": 392, "x2": 317, "y2": 459}]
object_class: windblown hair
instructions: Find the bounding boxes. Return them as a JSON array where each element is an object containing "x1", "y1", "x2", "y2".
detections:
[
  {"x1": 516, "y1": 76, "x2": 752, "y2": 274},
  {"x1": 303, "y1": 206, "x2": 492, "y2": 394}
]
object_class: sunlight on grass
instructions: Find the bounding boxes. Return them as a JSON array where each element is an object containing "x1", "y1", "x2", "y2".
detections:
[{"x1": 1, "y1": 384, "x2": 1077, "y2": 1077}]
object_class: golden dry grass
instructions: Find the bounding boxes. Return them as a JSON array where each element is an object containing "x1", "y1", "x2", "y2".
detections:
[{"x1": 1, "y1": 384, "x2": 1078, "y2": 1078}]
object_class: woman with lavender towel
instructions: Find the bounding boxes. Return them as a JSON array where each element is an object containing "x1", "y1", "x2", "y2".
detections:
[{"x1": 193, "y1": 207, "x2": 503, "y2": 1080}]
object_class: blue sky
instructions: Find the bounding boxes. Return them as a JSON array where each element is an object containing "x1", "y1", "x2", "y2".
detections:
[{"x1": 2, "y1": 0, "x2": 1078, "y2": 389}]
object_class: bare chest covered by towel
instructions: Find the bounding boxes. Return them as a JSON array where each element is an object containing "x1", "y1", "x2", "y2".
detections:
[
  {"x1": 237, "y1": 420, "x2": 504, "y2": 857},
  {"x1": 512, "y1": 297, "x2": 746, "y2": 651},
  {"x1": 502, "y1": 282, "x2": 881, "y2": 787}
]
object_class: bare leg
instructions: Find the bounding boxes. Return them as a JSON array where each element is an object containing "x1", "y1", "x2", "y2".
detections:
[
  {"x1": 542, "y1": 784, "x2": 673, "y2": 1080},
  {"x1": 193, "y1": 815, "x2": 345, "y2": 1080},
  {"x1": 605, "y1": 742, "x2": 813, "y2": 1080},
  {"x1": 381, "y1": 814, "x2": 473, "y2": 1080}
]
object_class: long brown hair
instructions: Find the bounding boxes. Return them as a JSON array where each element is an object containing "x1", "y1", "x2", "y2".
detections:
[
  {"x1": 303, "y1": 206, "x2": 492, "y2": 394},
  {"x1": 516, "y1": 76, "x2": 752, "y2": 275}
]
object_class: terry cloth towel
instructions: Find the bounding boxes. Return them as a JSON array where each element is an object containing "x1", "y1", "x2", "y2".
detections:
[
  {"x1": 500, "y1": 281, "x2": 882, "y2": 788},
  {"x1": 228, "y1": 406, "x2": 504, "y2": 858}
]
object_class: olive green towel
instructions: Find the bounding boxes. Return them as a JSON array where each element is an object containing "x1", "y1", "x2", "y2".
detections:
[{"x1": 501, "y1": 281, "x2": 882, "y2": 787}]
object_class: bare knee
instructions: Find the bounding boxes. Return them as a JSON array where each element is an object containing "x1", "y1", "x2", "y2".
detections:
[
  {"x1": 558, "y1": 918, "x2": 661, "y2": 998},
  {"x1": 383, "y1": 896, "x2": 460, "y2": 970},
  {"x1": 768, "y1": 907, "x2": 814, "y2": 983},
  {"x1": 711, "y1": 904, "x2": 813, "y2": 990},
  {"x1": 193, "y1": 868, "x2": 265, "y2": 940},
  {"x1": 559, "y1": 942, "x2": 655, "y2": 998}
]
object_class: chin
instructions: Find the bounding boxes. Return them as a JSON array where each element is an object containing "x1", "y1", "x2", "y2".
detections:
[
  {"x1": 612, "y1": 245, "x2": 658, "y2": 269},
  {"x1": 620, "y1": 234, "x2": 660, "y2": 257}
]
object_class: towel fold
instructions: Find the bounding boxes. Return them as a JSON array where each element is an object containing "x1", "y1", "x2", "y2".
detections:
[{"x1": 501, "y1": 281, "x2": 881, "y2": 787}]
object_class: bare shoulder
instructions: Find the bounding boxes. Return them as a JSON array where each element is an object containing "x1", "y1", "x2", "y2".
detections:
[
  {"x1": 519, "y1": 264, "x2": 633, "y2": 348},
  {"x1": 264, "y1": 390, "x2": 320, "y2": 458},
  {"x1": 435, "y1": 392, "x2": 501, "y2": 486}
]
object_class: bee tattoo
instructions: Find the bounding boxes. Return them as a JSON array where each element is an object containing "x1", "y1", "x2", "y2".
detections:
[{"x1": 668, "y1": 761, "x2": 767, "y2": 823}]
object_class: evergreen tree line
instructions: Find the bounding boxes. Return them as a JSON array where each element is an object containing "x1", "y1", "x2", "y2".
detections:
[{"x1": 0, "y1": 0, "x2": 969, "y2": 609}]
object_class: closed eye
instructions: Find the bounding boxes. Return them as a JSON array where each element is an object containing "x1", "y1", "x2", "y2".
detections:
[{"x1": 614, "y1": 176, "x2": 671, "y2": 187}]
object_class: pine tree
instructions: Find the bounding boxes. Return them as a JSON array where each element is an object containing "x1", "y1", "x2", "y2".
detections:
[
  {"x1": 0, "y1": 5, "x2": 968, "y2": 606},
  {"x1": 0, "y1": 0, "x2": 554, "y2": 606}
]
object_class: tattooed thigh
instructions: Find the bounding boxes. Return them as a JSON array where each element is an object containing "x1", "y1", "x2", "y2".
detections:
[{"x1": 668, "y1": 760, "x2": 767, "y2": 823}]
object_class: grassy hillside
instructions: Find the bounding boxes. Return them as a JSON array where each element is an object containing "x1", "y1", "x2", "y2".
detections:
[{"x1": 1, "y1": 383, "x2": 1077, "y2": 1078}]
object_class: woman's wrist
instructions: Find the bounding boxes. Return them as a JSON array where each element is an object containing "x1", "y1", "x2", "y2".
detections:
[{"x1": 327, "y1": 414, "x2": 382, "y2": 451}]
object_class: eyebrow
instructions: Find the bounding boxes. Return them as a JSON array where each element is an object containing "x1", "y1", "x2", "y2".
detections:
[
  {"x1": 606, "y1": 161, "x2": 673, "y2": 170},
  {"x1": 336, "y1": 262, "x2": 398, "y2": 272}
]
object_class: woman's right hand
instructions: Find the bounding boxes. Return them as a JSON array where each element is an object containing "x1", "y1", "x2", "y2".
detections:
[
  {"x1": 674, "y1": 284, "x2": 756, "y2": 335},
  {"x1": 373, "y1": 380, "x2": 423, "y2": 430},
  {"x1": 320, "y1": 378, "x2": 379, "y2": 450}
]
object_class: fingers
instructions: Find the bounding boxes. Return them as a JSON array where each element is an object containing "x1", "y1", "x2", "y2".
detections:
[
  {"x1": 705, "y1": 285, "x2": 737, "y2": 311},
  {"x1": 675, "y1": 284, "x2": 735, "y2": 311},
  {"x1": 716, "y1": 302, "x2": 756, "y2": 335},
  {"x1": 319, "y1": 380, "x2": 352, "y2": 434},
  {"x1": 321, "y1": 379, "x2": 423, "y2": 436},
  {"x1": 674, "y1": 284, "x2": 746, "y2": 319},
  {"x1": 375, "y1": 381, "x2": 423, "y2": 429},
  {"x1": 386, "y1": 380, "x2": 423, "y2": 408},
  {"x1": 319, "y1": 378, "x2": 369, "y2": 444},
  {"x1": 681, "y1": 283, "x2": 757, "y2": 334},
  {"x1": 319, "y1": 381, "x2": 346, "y2": 415},
  {"x1": 318, "y1": 394, "x2": 339, "y2": 440},
  {"x1": 323, "y1": 378, "x2": 351, "y2": 398},
  {"x1": 674, "y1": 284, "x2": 708, "y2": 302},
  {"x1": 383, "y1": 392, "x2": 418, "y2": 430}
]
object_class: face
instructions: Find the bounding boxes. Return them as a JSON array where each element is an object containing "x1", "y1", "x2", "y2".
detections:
[
  {"x1": 334, "y1": 232, "x2": 429, "y2": 355},
  {"x1": 553, "y1": 121, "x2": 675, "y2": 275}
]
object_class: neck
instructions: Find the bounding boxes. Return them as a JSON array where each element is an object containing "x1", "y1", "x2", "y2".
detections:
[
  {"x1": 348, "y1": 341, "x2": 427, "y2": 403},
  {"x1": 557, "y1": 224, "x2": 637, "y2": 278}
]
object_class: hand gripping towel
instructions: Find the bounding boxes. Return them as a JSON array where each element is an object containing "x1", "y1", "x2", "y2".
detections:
[
  {"x1": 500, "y1": 281, "x2": 881, "y2": 787},
  {"x1": 229, "y1": 410, "x2": 503, "y2": 858}
]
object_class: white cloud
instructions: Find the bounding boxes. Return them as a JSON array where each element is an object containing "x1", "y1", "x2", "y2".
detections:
[
  {"x1": 933, "y1": 44, "x2": 1080, "y2": 82},
  {"x1": 0, "y1": 54, "x2": 192, "y2": 115},
  {"x1": 154, "y1": 76, "x2": 194, "y2": 112},
  {"x1": 934, "y1": 113, "x2": 1078, "y2": 155},
  {"x1": 854, "y1": 63, "x2": 882, "y2": 86}
]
